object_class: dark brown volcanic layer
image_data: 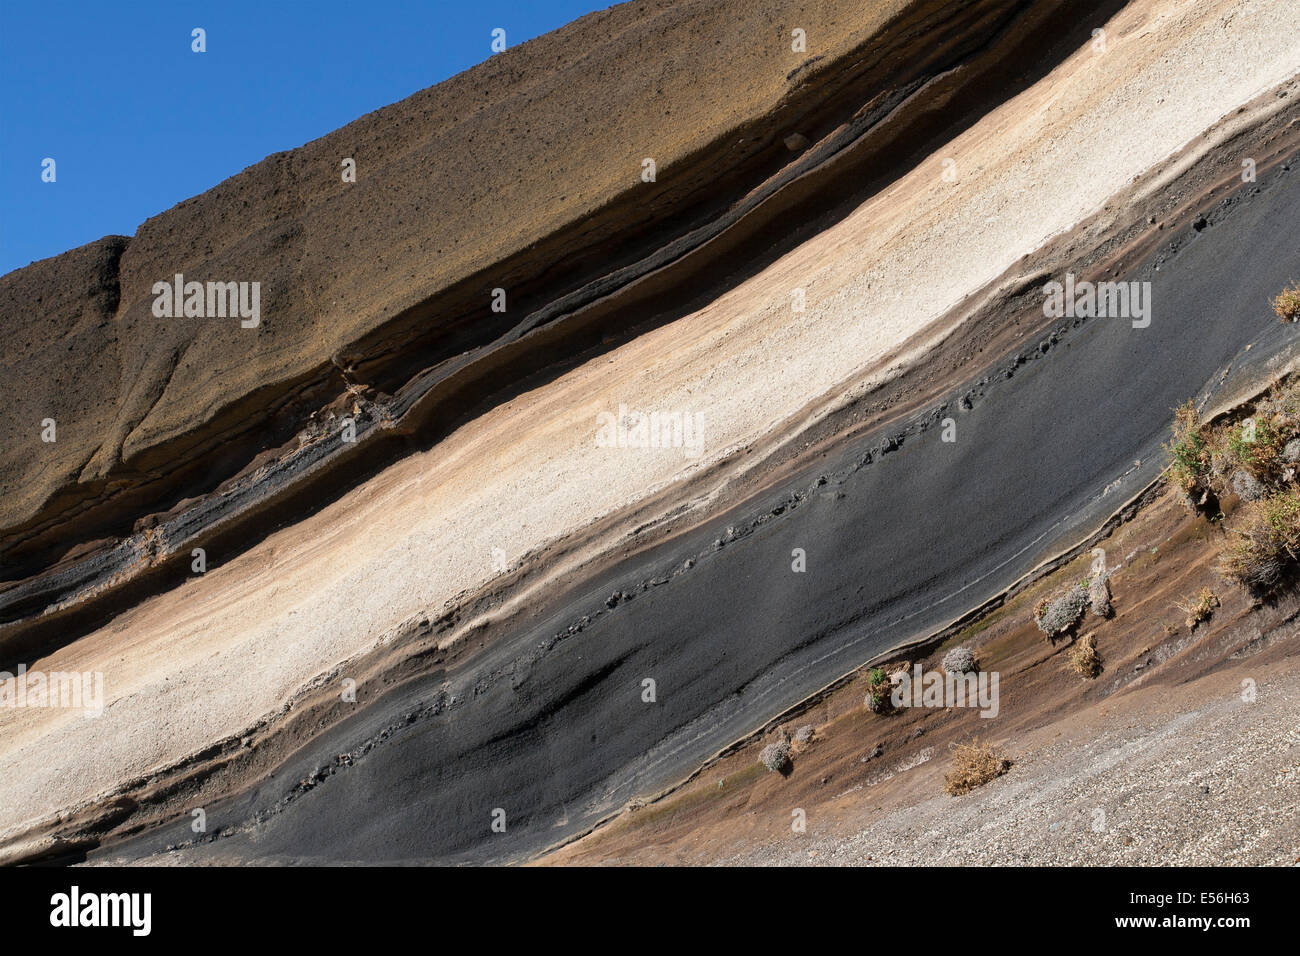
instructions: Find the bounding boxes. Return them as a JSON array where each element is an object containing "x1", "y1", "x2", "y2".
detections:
[{"x1": 0, "y1": 0, "x2": 1121, "y2": 657}]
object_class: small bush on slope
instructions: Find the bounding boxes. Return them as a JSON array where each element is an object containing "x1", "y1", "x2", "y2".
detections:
[
  {"x1": 1273, "y1": 281, "x2": 1300, "y2": 322},
  {"x1": 1088, "y1": 576, "x2": 1112, "y2": 618},
  {"x1": 760, "y1": 741, "x2": 791, "y2": 773},
  {"x1": 1231, "y1": 468, "x2": 1268, "y2": 502},
  {"x1": 1035, "y1": 584, "x2": 1089, "y2": 638},
  {"x1": 1167, "y1": 400, "x2": 1210, "y2": 495},
  {"x1": 1165, "y1": 366, "x2": 1300, "y2": 598},
  {"x1": 1068, "y1": 633, "x2": 1103, "y2": 679},
  {"x1": 1226, "y1": 416, "x2": 1287, "y2": 481},
  {"x1": 1177, "y1": 587, "x2": 1219, "y2": 630},
  {"x1": 864, "y1": 667, "x2": 894, "y2": 714},
  {"x1": 1221, "y1": 490, "x2": 1300, "y2": 595},
  {"x1": 942, "y1": 646, "x2": 977, "y2": 674},
  {"x1": 944, "y1": 740, "x2": 1011, "y2": 796}
]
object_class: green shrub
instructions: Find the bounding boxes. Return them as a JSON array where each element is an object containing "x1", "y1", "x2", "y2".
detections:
[
  {"x1": 865, "y1": 667, "x2": 893, "y2": 714},
  {"x1": 1166, "y1": 401, "x2": 1209, "y2": 493},
  {"x1": 1226, "y1": 417, "x2": 1287, "y2": 480}
]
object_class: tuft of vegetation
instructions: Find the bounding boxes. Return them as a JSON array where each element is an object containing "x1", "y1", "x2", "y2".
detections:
[
  {"x1": 1088, "y1": 576, "x2": 1112, "y2": 618},
  {"x1": 1035, "y1": 584, "x2": 1089, "y2": 638},
  {"x1": 941, "y1": 646, "x2": 977, "y2": 674},
  {"x1": 760, "y1": 740, "x2": 791, "y2": 773},
  {"x1": 1179, "y1": 587, "x2": 1219, "y2": 629},
  {"x1": 1166, "y1": 400, "x2": 1210, "y2": 496},
  {"x1": 793, "y1": 724, "x2": 815, "y2": 745},
  {"x1": 1226, "y1": 417, "x2": 1287, "y2": 480},
  {"x1": 1273, "y1": 281, "x2": 1300, "y2": 323},
  {"x1": 1167, "y1": 384, "x2": 1297, "y2": 508},
  {"x1": 1068, "y1": 633, "x2": 1103, "y2": 679},
  {"x1": 864, "y1": 667, "x2": 894, "y2": 714},
  {"x1": 1220, "y1": 489, "x2": 1300, "y2": 595},
  {"x1": 1165, "y1": 358, "x2": 1300, "y2": 598},
  {"x1": 944, "y1": 739, "x2": 1012, "y2": 796},
  {"x1": 1231, "y1": 468, "x2": 1267, "y2": 502}
]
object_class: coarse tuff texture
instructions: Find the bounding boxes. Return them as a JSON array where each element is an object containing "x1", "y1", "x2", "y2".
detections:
[
  {"x1": 1, "y1": 0, "x2": 1125, "y2": 643},
  {"x1": 1, "y1": 0, "x2": 1299, "y2": 865}
]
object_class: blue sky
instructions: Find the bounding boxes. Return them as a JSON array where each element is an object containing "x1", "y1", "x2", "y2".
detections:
[{"x1": 0, "y1": 0, "x2": 615, "y2": 276}]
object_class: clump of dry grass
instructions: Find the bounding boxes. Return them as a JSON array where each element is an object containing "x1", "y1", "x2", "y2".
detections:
[
  {"x1": 1178, "y1": 587, "x2": 1219, "y2": 629},
  {"x1": 1068, "y1": 633, "x2": 1103, "y2": 679},
  {"x1": 1273, "y1": 282, "x2": 1300, "y2": 323},
  {"x1": 944, "y1": 739, "x2": 1011, "y2": 796}
]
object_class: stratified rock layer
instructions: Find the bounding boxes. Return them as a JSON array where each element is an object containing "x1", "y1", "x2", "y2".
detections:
[{"x1": 1, "y1": 0, "x2": 1299, "y2": 866}]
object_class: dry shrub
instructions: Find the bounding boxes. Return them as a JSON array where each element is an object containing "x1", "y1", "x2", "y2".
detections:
[
  {"x1": 760, "y1": 741, "x2": 791, "y2": 773},
  {"x1": 1068, "y1": 633, "x2": 1103, "y2": 679},
  {"x1": 1220, "y1": 490, "x2": 1300, "y2": 595},
  {"x1": 1035, "y1": 584, "x2": 1088, "y2": 637},
  {"x1": 1088, "y1": 576, "x2": 1112, "y2": 618},
  {"x1": 1179, "y1": 587, "x2": 1219, "y2": 629},
  {"x1": 1231, "y1": 468, "x2": 1267, "y2": 502},
  {"x1": 942, "y1": 646, "x2": 977, "y2": 674},
  {"x1": 944, "y1": 739, "x2": 1011, "y2": 796},
  {"x1": 1273, "y1": 282, "x2": 1300, "y2": 323}
]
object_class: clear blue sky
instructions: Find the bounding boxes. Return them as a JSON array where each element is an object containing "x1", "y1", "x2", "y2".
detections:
[{"x1": 0, "y1": 0, "x2": 615, "y2": 277}]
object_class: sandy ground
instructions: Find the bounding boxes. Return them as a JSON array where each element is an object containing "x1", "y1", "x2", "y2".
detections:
[
  {"x1": 2, "y1": 0, "x2": 1299, "y2": 845},
  {"x1": 723, "y1": 664, "x2": 1300, "y2": 866}
]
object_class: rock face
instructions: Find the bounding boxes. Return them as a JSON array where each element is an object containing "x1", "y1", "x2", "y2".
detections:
[
  {"x1": 3, "y1": 0, "x2": 1112, "y2": 647},
  {"x1": 3, "y1": 0, "x2": 1300, "y2": 867}
]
